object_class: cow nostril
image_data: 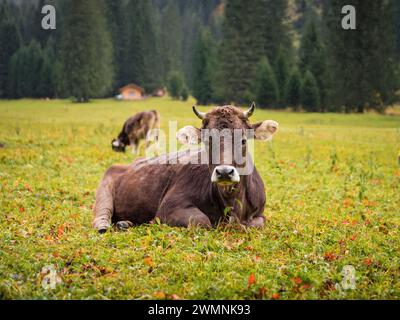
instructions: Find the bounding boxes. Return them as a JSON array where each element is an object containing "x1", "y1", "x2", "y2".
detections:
[{"x1": 215, "y1": 167, "x2": 235, "y2": 178}]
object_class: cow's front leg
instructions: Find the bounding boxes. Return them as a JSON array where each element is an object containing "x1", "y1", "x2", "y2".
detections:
[
  {"x1": 131, "y1": 143, "x2": 139, "y2": 155},
  {"x1": 93, "y1": 177, "x2": 115, "y2": 233},
  {"x1": 159, "y1": 207, "x2": 212, "y2": 228}
]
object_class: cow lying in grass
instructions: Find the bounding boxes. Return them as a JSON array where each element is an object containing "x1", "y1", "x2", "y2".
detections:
[
  {"x1": 95, "y1": 104, "x2": 278, "y2": 232},
  {"x1": 111, "y1": 110, "x2": 160, "y2": 154}
]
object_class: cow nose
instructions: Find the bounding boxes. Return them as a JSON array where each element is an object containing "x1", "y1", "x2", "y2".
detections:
[
  {"x1": 216, "y1": 167, "x2": 234, "y2": 179},
  {"x1": 212, "y1": 165, "x2": 240, "y2": 184}
]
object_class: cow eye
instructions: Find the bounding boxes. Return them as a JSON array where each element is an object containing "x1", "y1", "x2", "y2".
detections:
[{"x1": 242, "y1": 139, "x2": 247, "y2": 146}]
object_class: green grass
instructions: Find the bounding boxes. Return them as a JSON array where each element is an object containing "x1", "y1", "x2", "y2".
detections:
[{"x1": 0, "y1": 97, "x2": 399, "y2": 300}]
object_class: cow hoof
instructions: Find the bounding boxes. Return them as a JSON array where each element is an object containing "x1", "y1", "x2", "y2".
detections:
[
  {"x1": 98, "y1": 227, "x2": 108, "y2": 234},
  {"x1": 116, "y1": 221, "x2": 133, "y2": 231}
]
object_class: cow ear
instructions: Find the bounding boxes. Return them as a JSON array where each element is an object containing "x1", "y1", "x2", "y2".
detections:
[
  {"x1": 177, "y1": 126, "x2": 201, "y2": 145},
  {"x1": 250, "y1": 120, "x2": 279, "y2": 140}
]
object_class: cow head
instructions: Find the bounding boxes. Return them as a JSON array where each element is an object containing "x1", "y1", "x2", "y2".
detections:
[
  {"x1": 177, "y1": 103, "x2": 279, "y2": 186},
  {"x1": 111, "y1": 138, "x2": 126, "y2": 152}
]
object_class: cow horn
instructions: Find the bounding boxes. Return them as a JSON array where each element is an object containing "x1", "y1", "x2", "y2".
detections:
[
  {"x1": 244, "y1": 102, "x2": 256, "y2": 119},
  {"x1": 192, "y1": 106, "x2": 206, "y2": 120}
]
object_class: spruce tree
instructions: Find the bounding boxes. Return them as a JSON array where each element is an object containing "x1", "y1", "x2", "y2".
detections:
[
  {"x1": 180, "y1": 6, "x2": 202, "y2": 88},
  {"x1": 37, "y1": 44, "x2": 57, "y2": 98},
  {"x1": 274, "y1": 48, "x2": 290, "y2": 106},
  {"x1": 259, "y1": 0, "x2": 293, "y2": 61},
  {"x1": 395, "y1": 0, "x2": 400, "y2": 55},
  {"x1": 324, "y1": 0, "x2": 397, "y2": 112},
  {"x1": 299, "y1": 16, "x2": 329, "y2": 110},
  {"x1": 9, "y1": 40, "x2": 58, "y2": 98},
  {"x1": 217, "y1": 0, "x2": 292, "y2": 104},
  {"x1": 14, "y1": 1, "x2": 36, "y2": 45},
  {"x1": 301, "y1": 70, "x2": 320, "y2": 112},
  {"x1": 59, "y1": 0, "x2": 114, "y2": 102},
  {"x1": 9, "y1": 46, "x2": 25, "y2": 98},
  {"x1": 28, "y1": 41, "x2": 46, "y2": 98},
  {"x1": 160, "y1": 0, "x2": 183, "y2": 81},
  {"x1": 105, "y1": 0, "x2": 129, "y2": 90},
  {"x1": 167, "y1": 71, "x2": 184, "y2": 100},
  {"x1": 192, "y1": 28, "x2": 216, "y2": 105},
  {"x1": 9, "y1": 41, "x2": 43, "y2": 98},
  {"x1": 254, "y1": 57, "x2": 279, "y2": 109},
  {"x1": 395, "y1": 0, "x2": 400, "y2": 94},
  {"x1": 181, "y1": 85, "x2": 189, "y2": 101},
  {"x1": 168, "y1": 0, "x2": 224, "y2": 87},
  {"x1": 0, "y1": 2, "x2": 21, "y2": 98},
  {"x1": 217, "y1": 0, "x2": 265, "y2": 104},
  {"x1": 286, "y1": 68, "x2": 302, "y2": 110},
  {"x1": 125, "y1": 0, "x2": 162, "y2": 92}
]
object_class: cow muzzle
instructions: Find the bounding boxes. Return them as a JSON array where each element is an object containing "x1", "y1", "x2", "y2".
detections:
[
  {"x1": 111, "y1": 139, "x2": 125, "y2": 152},
  {"x1": 211, "y1": 165, "x2": 240, "y2": 185}
]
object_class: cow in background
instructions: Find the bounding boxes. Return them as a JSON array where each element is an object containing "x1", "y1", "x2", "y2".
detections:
[{"x1": 111, "y1": 110, "x2": 160, "y2": 154}]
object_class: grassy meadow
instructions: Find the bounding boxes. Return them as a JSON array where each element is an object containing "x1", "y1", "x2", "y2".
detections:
[{"x1": 0, "y1": 97, "x2": 399, "y2": 299}]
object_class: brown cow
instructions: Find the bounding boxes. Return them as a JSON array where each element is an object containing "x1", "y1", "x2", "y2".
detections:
[
  {"x1": 111, "y1": 110, "x2": 160, "y2": 153},
  {"x1": 94, "y1": 104, "x2": 278, "y2": 233}
]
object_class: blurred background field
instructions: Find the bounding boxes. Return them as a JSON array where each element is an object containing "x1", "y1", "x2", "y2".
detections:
[{"x1": 0, "y1": 98, "x2": 399, "y2": 299}]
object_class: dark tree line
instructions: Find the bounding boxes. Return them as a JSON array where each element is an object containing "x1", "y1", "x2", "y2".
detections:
[
  {"x1": 0, "y1": 0, "x2": 399, "y2": 112},
  {"x1": 0, "y1": 0, "x2": 221, "y2": 101},
  {"x1": 323, "y1": 0, "x2": 399, "y2": 112},
  {"x1": 194, "y1": 0, "x2": 400, "y2": 113}
]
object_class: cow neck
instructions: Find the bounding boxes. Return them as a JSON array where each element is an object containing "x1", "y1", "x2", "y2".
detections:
[
  {"x1": 210, "y1": 154, "x2": 257, "y2": 222},
  {"x1": 212, "y1": 175, "x2": 250, "y2": 221}
]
